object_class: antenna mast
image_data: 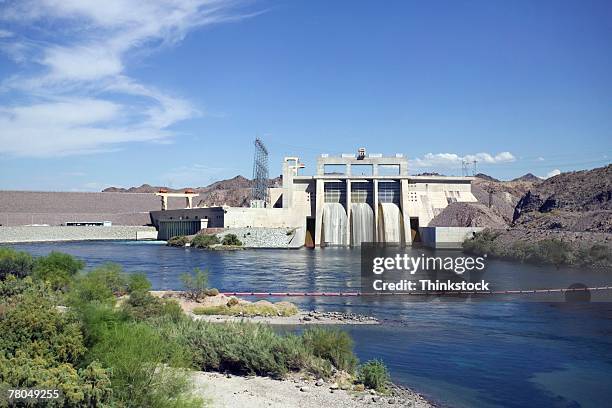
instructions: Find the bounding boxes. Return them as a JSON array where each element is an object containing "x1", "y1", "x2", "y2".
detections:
[{"x1": 252, "y1": 138, "x2": 270, "y2": 205}]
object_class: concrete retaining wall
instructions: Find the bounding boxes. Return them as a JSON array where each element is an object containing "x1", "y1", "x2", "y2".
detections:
[
  {"x1": 419, "y1": 226, "x2": 484, "y2": 249},
  {"x1": 0, "y1": 226, "x2": 158, "y2": 243}
]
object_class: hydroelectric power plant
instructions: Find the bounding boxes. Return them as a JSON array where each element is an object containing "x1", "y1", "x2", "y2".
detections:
[{"x1": 150, "y1": 147, "x2": 481, "y2": 247}]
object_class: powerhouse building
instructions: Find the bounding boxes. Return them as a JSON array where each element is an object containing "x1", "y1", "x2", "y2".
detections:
[{"x1": 150, "y1": 149, "x2": 478, "y2": 246}]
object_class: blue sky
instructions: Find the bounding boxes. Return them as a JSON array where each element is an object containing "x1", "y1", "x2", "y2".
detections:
[{"x1": 0, "y1": 0, "x2": 610, "y2": 190}]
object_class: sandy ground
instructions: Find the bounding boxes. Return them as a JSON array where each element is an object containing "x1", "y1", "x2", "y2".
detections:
[{"x1": 192, "y1": 372, "x2": 434, "y2": 408}]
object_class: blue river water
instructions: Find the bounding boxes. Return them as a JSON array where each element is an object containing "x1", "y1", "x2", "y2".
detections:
[{"x1": 7, "y1": 241, "x2": 612, "y2": 408}]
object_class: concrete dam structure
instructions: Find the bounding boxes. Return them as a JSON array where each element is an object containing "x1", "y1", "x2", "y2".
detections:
[{"x1": 150, "y1": 149, "x2": 479, "y2": 246}]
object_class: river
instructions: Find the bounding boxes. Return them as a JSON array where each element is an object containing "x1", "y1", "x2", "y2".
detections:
[{"x1": 8, "y1": 241, "x2": 612, "y2": 408}]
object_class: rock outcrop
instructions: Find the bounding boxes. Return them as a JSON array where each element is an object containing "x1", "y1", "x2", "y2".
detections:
[{"x1": 512, "y1": 165, "x2": 612, "y2": 232}]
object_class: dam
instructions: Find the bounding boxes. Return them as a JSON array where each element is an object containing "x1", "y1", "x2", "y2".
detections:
[{"x1": 150, "y1": 148, "x2": 479, "y2": 246}]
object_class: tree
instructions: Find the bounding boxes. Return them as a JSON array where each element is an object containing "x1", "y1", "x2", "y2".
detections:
[{"x1": 180, "y1": 268, "x2": 209, "y2": 301}]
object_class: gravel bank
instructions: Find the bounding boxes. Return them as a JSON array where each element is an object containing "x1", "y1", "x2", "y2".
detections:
[
  {"x1": 216, "y1": 227, "x2": 304, "y2": 248},
  {"x1": 191, "y1": 310, "x2": 379, "y2": 325},
  {"x1": 192, "y1": 372, "x2": 434, "y2": 408},
  {"x1": 0, "y1": 226, "x2": 157, "y2": 243}
]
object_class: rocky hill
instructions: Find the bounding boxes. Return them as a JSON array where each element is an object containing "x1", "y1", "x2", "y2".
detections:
[
  {"x1": 512, "y1": 165, "x2": 612, "y2": 232},
  {"x1": 434, "y1": 176, "x2": 541, "y2": 226},
  {"x1": 474, "y1": 173, "x2": 499, "y2": 182},
  {"x1": 511, "y1": 173, "x2": 541, "y2": 182},
  {"x1": 103, "y1": 176, "x2": 282, "y2": 208},
  {"x1": 428, "y1": 202, "x2": 507, "y2": 228}
]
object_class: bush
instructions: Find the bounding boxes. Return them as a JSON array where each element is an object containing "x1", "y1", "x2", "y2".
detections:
[
  {"x1": 357, "y1": 359, "x2": 390, "y2": 392},
  {"x1": 85, "y1": 321, "x2": 201, "y2": 408},
  {"x1": 68, "y1": 263, "x2": 129, "y2": 307},
  {"x1": 302, "y1": 328, "x2": 358, "y2": 373},
  {"x1": 0, "y1": 274, "x2": 36, "y2": 298},
  {"x1": 33, "y1": 251, "x2": 85, "y2": 290},
  {"x1": 0, "y1": 247, "x2": 34, "y2": 280},
  {"x1": 0, "y1": 280, "x2": 112, "y2": 407},
  {"x1": 193, "y1": 300, "x2": 298, "y2": 317},
  {"x1": 588, "y1": 244, "x2": 611, "y2": 263},
  {"x1": 221, "y1": 234, "x2": 242, "y2": 246},
  {"x1": 0, "y1": 354, "x2": 113, "y2": 407},
  {"x1": 0, "y1": 283, "x2": 85, "y2": 364},
  {"x1": 204, "y1": 288, "x2": 219, "y2": 297},
  {"x1": 191, "y1": 234, "x2": 220, "y2": 248},
  {"x1": 534, "y1": 239, "x2": 572, "y2": 267},
  {"x1": 127, "y1": 273, "x2": 152, "y2": 293},
  {"x1": 167, "y1": 235, "x2": 189, "y2": 247},
  {"x1": 122, "y1": 290, "x2": 184, "y2": 322},
  {"x1": 157, "y1": 319, "x2": 342, "y2": 379},
  {"x1": 180, "y1": 268, "x2": 209, "y2": 301},
  {"x1": 462, "y1": 229, "x2": 501, "y2": 256}
]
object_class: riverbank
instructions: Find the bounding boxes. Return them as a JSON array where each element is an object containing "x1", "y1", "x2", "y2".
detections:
[
  {"x1": 463, "y1": 228, "x2": 612, "y2": 268},
  {"x1": 151, "y1": 291, "x2": 379, "y2": 325},
  {"x1": 192, "y1": 371, "x2": 434, "y2": 408},
  {"x1": 0, "y1": 225, "x2": 157, "y2": 243}
]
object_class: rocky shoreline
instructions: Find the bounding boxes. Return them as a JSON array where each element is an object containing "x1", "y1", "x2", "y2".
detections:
[
  {"x1": 151, "y1": 291, "x2": 379, "y2": 325},
  {"x1": 192, "y1": 371, "x2": 434, "y2": 408},
  {"x1": 192, "y1": 310, "x2": 379, "y2": 325}
]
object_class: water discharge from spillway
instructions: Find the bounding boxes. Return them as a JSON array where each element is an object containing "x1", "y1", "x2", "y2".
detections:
[
  {"x1": 350, "y1": 203, "x2": 374, "y2": 246},
  {"x1": 378, "y1": 202, "x2": 404, "y2": 243},
  {"x1": 322, "y1": 202, "x2": 348, "y2": 246}
]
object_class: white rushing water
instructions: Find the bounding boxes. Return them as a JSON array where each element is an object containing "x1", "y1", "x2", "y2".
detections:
[
  {"x1": 322, "y1": 202, "x2": 348, "y2": 246},
  {"x1": 378, "y1": 202, "x2": 403, "y2": 243},
  {"x1": 350, "y1": 202, "x2": 374, "y2": 246}
]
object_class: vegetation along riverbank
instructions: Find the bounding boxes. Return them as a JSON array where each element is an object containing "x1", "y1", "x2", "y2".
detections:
[{"x1": 0, "y1": 247, "x2": 429, "y2": 407}]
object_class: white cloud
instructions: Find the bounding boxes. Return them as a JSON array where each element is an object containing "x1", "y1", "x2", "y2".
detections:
[
  {"x1": 536, "y1": 156, "x2": 545, "y2": 161},
  {"x1": 0, "y1": 98, "x2": 172, "y2": 156},
  {"x1": 0, "y1": 0, "x2": 253, "y2": 157},
  {"x1": 545, "y1": 169, "x2": 561, "y2": 179},
  {"x1": 409, "y1": 151, "x2": 516, "y2": 168}
]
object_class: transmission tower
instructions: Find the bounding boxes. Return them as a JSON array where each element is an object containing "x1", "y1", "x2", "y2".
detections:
[{"x1": 252, "y1": 138, "x2": 270, "y2": 204}]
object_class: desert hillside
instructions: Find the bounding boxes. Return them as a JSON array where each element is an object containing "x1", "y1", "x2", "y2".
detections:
[
  {"x1": 430, "y1": 165, "x2": 611, "y2": 233},
  {"x1": 103, "y1": 175, "x2": 283, "y2": 208}
]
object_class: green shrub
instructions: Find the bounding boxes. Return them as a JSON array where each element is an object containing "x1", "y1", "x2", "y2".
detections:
[
  {"x1": 127, "y1": 272, "x2": 152, "y2": 293},
  {"x1": 191, "y1": 234, "x2": 220, "y2": 248},
  {"x1": 357, "y1": 359, "x2": 390, "y2": 392},
  {"x1": 33, "y1": 251, "x2": 85, "y2": 290},
  {"x1": 68, "y1": 263, "x2": 128, "y2": 306},
  {"x1": 204, "y1": 288, "x2": 219, "y2": 297},
  {"x1": 0, "y1": 354, "x2": 113, "y2": 407},
  {"x1": 0, "y1": 274, "x2": 36, "y2": 298},
  {"x1": 221, "y1": 234, "x2": 242, "y2": 246},
  {"x1": 77, "y1": 302, "x2": 129, "y2": 348},
  {"x1": 589, "y1": 244, "x2": 611, "y2": 263},
  {"x1": 302, "y1": 328, "x2": 358, "y2": 373},
  {"x1": 534, "y1": 239, "x2": 571, "y2": 267},
  {"x1": 157, "y1": 319, "x2": 339, "y2": 379},
  {"x1": 0, "y1": 283, "x2": 85, "y2": 364},
  {"x1": 192, "y1": 300, "x2": 298, "y2": 317},
  {"x1": 122, "y1": 290, "x2": 184, "y2": 322},
  {"x1": 180, "y1": 268, "x2": 209, "y2": 301},
  {"x1": 462, "y1": 229, "x2": 501, "y2": 256},
  {"x1": 167, "y1": 235, "x2": 189, "y2": 247},
  {"x1": 0, "y1": 279, "x2": 113, "y2": 407},
  {"x1": 0, "y1": 247, "x2": 34, "y2": 280},
  {"x1": 85, "y1": 321, "x2": 200, "y2": 408}
]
